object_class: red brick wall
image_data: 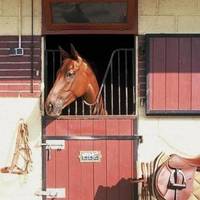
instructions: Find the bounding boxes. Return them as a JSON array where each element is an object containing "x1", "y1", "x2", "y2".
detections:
[{"x1": 0, "y1": 36, "x2": 41, "y2": 97}]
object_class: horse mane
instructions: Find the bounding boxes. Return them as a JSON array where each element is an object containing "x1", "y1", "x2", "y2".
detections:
[{"x1": 82, "y1": 58, "x2": 100, "y2": 84}]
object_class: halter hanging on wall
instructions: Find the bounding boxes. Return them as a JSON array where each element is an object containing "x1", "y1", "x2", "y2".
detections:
[{"x1": 0, "y1": 119, "x2": 32, "y2": 175}]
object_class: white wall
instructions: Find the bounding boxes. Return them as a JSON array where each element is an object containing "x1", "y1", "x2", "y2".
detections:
[
  {"x1": 137, "y1": 107, "x2": 200, "y2": 162},
  {"x1": 0, "y1": 1, "x2": 42, "y2": 199},
  {"x1": 0, "y1": 98, "x2": 42, "y2": 200},
  {"x1": 0, "y1": 0, "x2": 41, "y2": 35},
  {"x1": 137, "y1": 0, "x2": 200, "y2": 163},
  {"x1": 139, "y1": 0, "x2": 200, "y2": 33}
]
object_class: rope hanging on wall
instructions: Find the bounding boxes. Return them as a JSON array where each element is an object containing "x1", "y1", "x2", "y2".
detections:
[{"x1": 0, "y1": 119, "x2": 32, "y2": 175}]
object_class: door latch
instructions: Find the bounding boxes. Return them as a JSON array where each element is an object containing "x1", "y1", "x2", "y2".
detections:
[{"x1": 41, "y1": 140, "x2": 65, "y2": 160}]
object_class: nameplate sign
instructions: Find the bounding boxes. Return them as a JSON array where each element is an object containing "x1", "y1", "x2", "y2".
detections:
[{"x1": 79, "y1": 151, "x2": 102, "y2": 162}]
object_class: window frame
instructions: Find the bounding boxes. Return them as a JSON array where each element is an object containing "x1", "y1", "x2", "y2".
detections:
[{"x1": 42, "y1": 0, "x2": 137, "y2": 34}]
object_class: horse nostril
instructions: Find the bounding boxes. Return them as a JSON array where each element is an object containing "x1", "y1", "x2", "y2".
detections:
[{"x1": 48, "y1": 103, "x2": 53, "y2": 113}]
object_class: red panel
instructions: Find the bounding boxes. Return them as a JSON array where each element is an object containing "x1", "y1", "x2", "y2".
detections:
[
  {"x1": 165, "y1": 38, "x2": 179, "y2": 110},
  {"x1": 106, "y1": 119, "x2": 119, "y2": 200},
  {"x1": 45, "y1": 119, "x2": 56, "y2": 136},
  {"x1": 55, "y1": 142, "x2": 69, "y2": 200},
  {"x1": 148, "y1": 36, "x2": 200, "y2": 113},
  {"x1": 192, "y1": 38, "x2": 200, "y2": 109},
  {"x1": 80, "y1": 120, "x2": 94, "y2": 200},
  {"x1": 150, "y1": 38, "x2": 166, "y2": 110},
  {"x1": 118, "y1": 120, "x2": 134, "y2": 200},
  {"x1": 45, "y1": 118, "x2": 136, "y2": 200},
  {"x1": 68, "y1": 120, "x2": 82, "y2": 200},
  {"x1": 55, "y1": 119, "x2": 68, "y2": 136},
  {"x1": 179, "y1": 38, "x2": 192, "y2": 110},
  {"x1": 68, "y1": 119, "x2": 81, "y2": 135},
  {"x1": 148, "y1": 39, "x2": 154, "y2": 110},
  {"x1": 46, "y1": 150, "x2": 56, "y2": 188},
  {"x1": 93, "y1": 119, "x2": 107, "y2": 199},
  {"x1": 80, "y1": 119, "x2": 93, "y2": 135}
]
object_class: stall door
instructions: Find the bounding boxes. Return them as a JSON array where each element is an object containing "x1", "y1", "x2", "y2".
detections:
[{"x1": 43, "y1": 118, "x2": 139, "y2": 200}]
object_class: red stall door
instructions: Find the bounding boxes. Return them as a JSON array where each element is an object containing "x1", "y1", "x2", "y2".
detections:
[{"x1": 43, "y1": 118, "x2": 139, "y2": 200}]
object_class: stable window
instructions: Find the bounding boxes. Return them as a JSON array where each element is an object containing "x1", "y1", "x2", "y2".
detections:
[
  {"x1": 45, "y1": 35, "x2": 135, "y2": 116},
  {"x1": 146, "y1": 35, "x2": 200, "y2": 115},
  {"x1": 42, "y1": 0, "x2": 137, "y2": 33}
]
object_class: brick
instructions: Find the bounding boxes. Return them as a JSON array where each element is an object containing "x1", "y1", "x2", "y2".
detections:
[
  {"x1": 178, "y1": 16, "x2": 200, "y2": 32},
  {"x1": 22, "y1": 16, "x2": 41, "y2": 35},
  {"x1": 2, "y1": 0, "x2": 41, "y2": 17},
  {"x1": 0, "y1": 0, "x2": 41, "y2": 35},
  {"x1": 139, "y1": 16, "x2": 176, "y2": 34},
  {"x1": 2, "y1": 0, "x2": 18, "y2": 16},
  {"x1": 0, "y1": 0, "x2": 2, "y2": 15},
  {"x1": 0, "y1": 17, "x2": 18, "y2": 35},
  {"x1": 158, "y1": 0, "x2": 198, "y2": 15},
  {"x1": 22, "y1": 0, "x2": 41, "y2": 17},
  {"x1": 139, "y1": 0, "x2": 158, "y2": 15}
]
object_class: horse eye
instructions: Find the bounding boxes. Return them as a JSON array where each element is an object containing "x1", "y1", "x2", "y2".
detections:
[{"x1": 65, "y1": 71, "x2": 75, "y2": 78}]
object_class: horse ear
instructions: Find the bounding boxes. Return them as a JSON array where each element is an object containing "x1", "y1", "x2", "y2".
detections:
[
  {"x1": 59, "y1": 46, "x2": 70, "y2": 59},
  {"x1": 70, "y1": 43, "x2": 80, "y2": 60}
]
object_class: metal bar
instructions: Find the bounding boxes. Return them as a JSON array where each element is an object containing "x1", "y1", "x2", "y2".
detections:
[
  {"x1": 75, "y1": 100, "x2": 78, "y2": 115},
  {"x1": 111, "y1": 60, "x2": 113, "y2": 115},
  {"x1": 67, "y1": 105, "x2": 70, "y2": 115},
  {"x1": 59, "y1": 50, "x2": 62, "y2": 68},
  {"x1": 45, "y1": 135, "x2": 143, "y2": 142},
  {"x1": 89, "y1": 105, "x2": 92, "y2": 115},
  {"x1": 52, "y1": 51, "x2": 56, "y2": 82},
  {"x1": 131, "y1": 49, "x2": 136, "y2": 105},
  {"x1": 103, "y1": 83, "x2": 107, "y2": 112},
  {"x1": 118, "y1": 51, "x2": 121, "y2": 115},
  {"x1": 97, "y1": 49, "x2": 117, "y2": 101},
  {"x1": 44, "y1": 51, "x2": 48, "y2": 98},
  {"x1": 82, "y1": 100, "x2": 85, "y2": 115},
  {"x1": 125, "y1": 50, "x2": 128, "y2": 114}
]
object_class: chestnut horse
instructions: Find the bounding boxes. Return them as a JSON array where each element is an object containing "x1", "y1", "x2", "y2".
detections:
[{"x1": 45, "y1": 44, "x2": 106, "y2": 117}]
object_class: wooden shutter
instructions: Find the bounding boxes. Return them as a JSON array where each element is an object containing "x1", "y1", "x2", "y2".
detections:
[{"x1": 146, "y1": 35, "x2": 200, "y2": 114}]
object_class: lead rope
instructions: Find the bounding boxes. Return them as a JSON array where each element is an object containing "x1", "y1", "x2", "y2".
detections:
[{"x1": 0, "y1": 119, "x2": 32, "y2": 175}]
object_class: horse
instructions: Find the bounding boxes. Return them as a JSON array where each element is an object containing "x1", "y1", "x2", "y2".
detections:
[{"x1": 45, "y1": 44, "x2": 107, "y2": 117}]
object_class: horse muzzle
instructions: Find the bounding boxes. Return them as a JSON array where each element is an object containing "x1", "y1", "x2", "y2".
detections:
[{"x1": 45, "y1": 99, "x2": 63, "y2": 117}]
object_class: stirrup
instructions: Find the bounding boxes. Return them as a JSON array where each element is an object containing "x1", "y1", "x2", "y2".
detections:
[{"x1": 168, "y1": 169, "x2": 186, "y2": 190}]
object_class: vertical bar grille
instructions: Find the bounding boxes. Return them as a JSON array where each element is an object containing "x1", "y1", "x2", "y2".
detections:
[{"x1": 45, "y1": 48, "x2": 135, "y2": 116}]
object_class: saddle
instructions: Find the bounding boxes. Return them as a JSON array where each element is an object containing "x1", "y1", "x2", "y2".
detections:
[{"x1": 153, "y1": 154, "x2": 200, "y2": 200}]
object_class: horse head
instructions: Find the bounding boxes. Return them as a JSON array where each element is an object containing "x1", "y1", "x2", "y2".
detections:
[{"x1": 45, "y1": 44, "x2": 101, "y2": 117}]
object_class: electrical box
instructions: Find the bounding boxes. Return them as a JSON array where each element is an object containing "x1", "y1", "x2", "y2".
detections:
[{"x1": 9, "y1": 47, "x2": 24, "y2": 56}]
